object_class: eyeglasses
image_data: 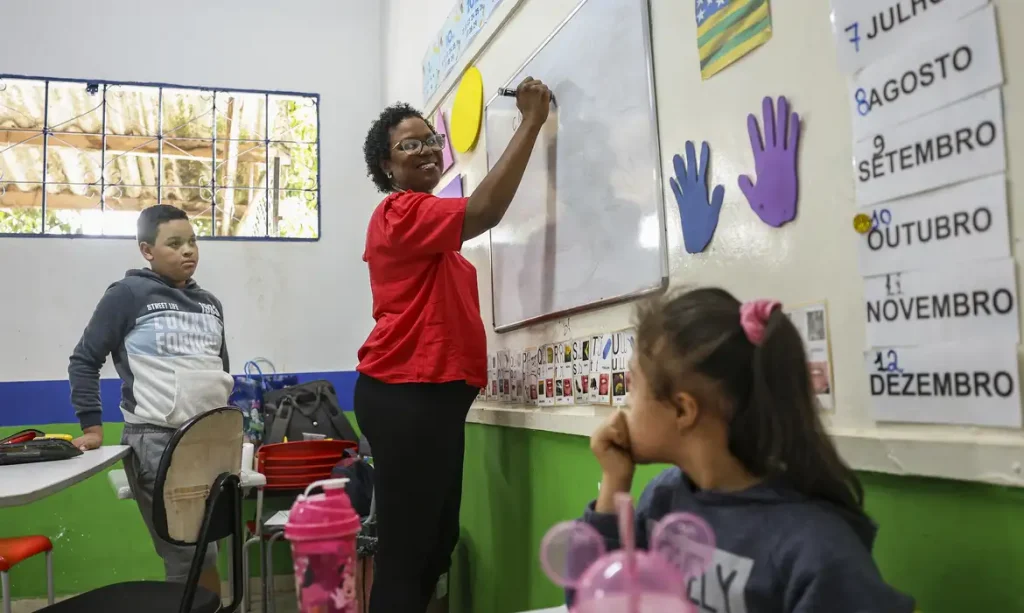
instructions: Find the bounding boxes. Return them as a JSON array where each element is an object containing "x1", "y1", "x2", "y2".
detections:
[{"x1": 393, "y1": 133, "x2": 447, "y2": 155}]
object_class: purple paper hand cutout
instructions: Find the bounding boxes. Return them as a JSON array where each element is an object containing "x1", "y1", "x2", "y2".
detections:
[
  {"x1": 738, "y1": 96, "x2": 801, "y2": 228},
  {"x1": 670, "y1": 141, "x2": 724, "y2": 254}
]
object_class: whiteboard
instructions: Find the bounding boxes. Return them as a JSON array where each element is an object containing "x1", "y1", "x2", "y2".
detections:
[{"x1": 484, "y1": 0, "x2": 667, "y2": 331}]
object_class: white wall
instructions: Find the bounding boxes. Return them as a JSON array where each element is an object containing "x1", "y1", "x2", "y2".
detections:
[
  {"x1": 381, "y1": 0, "x2": 454, "y2": 106},
  {"x1": 383, "y1": 0, "x2": 1024, "y2": 487},
  {"x1": 0, "y1": 0, "x2": 382, "y2": 381}
]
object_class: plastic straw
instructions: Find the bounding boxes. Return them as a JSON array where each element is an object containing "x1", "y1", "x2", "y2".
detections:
[{"x1": 615, "y1": 492, "x2": 639, "y2": 613}]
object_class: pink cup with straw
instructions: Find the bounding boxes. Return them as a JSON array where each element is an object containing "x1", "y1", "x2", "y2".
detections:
[
  {"x1": 540, "y1": 492, "x2": 717, "y2": 613},
  {"x1": 285, "y1": 478, "x2": 362, "y2": 612}
]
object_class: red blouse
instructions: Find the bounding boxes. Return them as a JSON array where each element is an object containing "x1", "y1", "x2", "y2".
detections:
[{"x1": 357, "y1": 191, "x2": 487, "y2": 389}]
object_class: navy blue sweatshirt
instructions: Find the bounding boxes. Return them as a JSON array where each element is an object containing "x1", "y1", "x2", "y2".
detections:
[
  {"x1": 68, "y1": 269, "x2": 232, "y2": 430},
  {"x1": 578, "y1": 468, "x2": 915, "y2": 613}
]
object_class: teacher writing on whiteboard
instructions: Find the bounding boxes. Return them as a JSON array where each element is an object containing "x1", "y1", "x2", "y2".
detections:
[{"x1": 356, "y1": 76, "x2": 551, "y2": 613}]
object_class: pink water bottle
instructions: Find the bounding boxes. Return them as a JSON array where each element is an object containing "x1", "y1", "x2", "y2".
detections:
[{"x1": 285, "y1": 478, "x2": 362, "y2": 613}]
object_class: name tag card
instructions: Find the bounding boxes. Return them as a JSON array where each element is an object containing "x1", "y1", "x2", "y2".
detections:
[
  {"x1": 849, "y1": 4, "x2": 1002, "y2": 142},
  {"x1": 864, "y1": 258, "x2": 1018, "y2": 347},
  {"x1": 830, "y1": 0, "x2": 988, "y2": 74},
  {"x1": 858, "y1": 175, "x2": 1009, "y2": 276},
  {"x1": 854, "y1": 89, "x2": 1006, "y2": 206},
  {"x1": 865, "y1": 343, "x2": 1021, "y2": 427}
]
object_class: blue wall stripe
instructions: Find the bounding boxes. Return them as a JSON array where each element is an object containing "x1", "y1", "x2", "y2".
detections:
[{"x1": 0, "y1": 371, "x2": 359, "y2": 428}]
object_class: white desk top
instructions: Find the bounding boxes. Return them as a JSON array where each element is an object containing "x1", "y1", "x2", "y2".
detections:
[
  {"x1": 519, "y1": 607, "x2": 567, "y2": 613},
  {"x1": 265, "y1": 510, "x2": 289, "y2": 528},
  {"x1": 0, "y1": 445, "x2": 130, "y2": 508}
]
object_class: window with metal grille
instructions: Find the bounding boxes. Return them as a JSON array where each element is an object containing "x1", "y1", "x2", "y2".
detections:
[{"x1": 0, "y1": 75, "x2": 320, "y2": 239}]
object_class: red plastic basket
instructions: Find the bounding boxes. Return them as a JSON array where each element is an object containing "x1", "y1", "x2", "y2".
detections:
[
  {"x1": 256, "y1": 439, "x2": 357, "y2": 491},
  {"x1": 258, "y1": 439, "x2": 356, "y2": 458},
  {"x1": 265, "y1": 478, "x2": 336, "y2": 491},
  {"x1": 265, "y1": 471, "x2": 335, "y2": 489},
  {"x1": 260, "y1": 454, "x2": 343, "y2": 468},
  {"x1": 261, "y1": 461, "x2": 338, "y2": 476}
]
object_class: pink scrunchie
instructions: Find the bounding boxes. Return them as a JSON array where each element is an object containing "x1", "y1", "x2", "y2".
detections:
[{"x1": 740, "y1": 299, "x2": 781, "y2": 346}]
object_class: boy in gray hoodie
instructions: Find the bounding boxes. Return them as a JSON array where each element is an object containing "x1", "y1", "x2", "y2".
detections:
[
  {"x1": 580, "y1": 289, "x2": 915, "y2": 613},
  {"x1": 69, "y1": 205, "x2": 233, "y2": 595}
]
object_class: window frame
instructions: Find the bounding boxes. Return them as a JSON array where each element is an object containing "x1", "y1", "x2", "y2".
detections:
[{"x1": 0, "y1": 72, "x2": 321, "y2": 242}]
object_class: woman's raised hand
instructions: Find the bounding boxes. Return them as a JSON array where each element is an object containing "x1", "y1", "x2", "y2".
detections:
[{"x1": 515, "y1": 77, "x2": 552, "y2": 128}]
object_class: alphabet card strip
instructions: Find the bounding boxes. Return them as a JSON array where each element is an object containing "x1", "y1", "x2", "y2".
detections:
[
  {"x1": 865, "y1": 343, "x2": 1022, "y2": 427},
  {"x1": 829, "y1": 0, "x2": 988, "y2": 74},
  {"x1": 540, "y1": 344, "x2": 556, "y2": 407},
  {"x1": 486, "y1": 353, "x2": 498, "y2": 400},
  {"x1": 609, "y1": 329, "x2": 636, "y2": 408},
  {"x1": 571, "y1": 337, "x2": 592, "y2": 404},
  {"x1": 497, "y1": 349, "x2": 511, "y2": 402},
  {"x1": 510, "y1": 349, "x2": 525, "y2": 404},
  {"x1": 526, "y1": 347, "x2": 540, "y2": 406},
  {"x1": 854, "y1": 88, "x2": 1006, "y2": 206},
  {"x1": 555, "y1": 342, "x2": 575, "y2": 406},
  {"x1": 848, "y1": 4, "x2": 1002, "y2": 142},
  {"x1": 590, "y1": 333, "x2": 613, "y2": 405},
  {"x1": 863, "y1": 258, "x2": 1018, "y2": 348},
  {"x1": 857, "y1": 174, "x2": 1009, "y2": 277}
]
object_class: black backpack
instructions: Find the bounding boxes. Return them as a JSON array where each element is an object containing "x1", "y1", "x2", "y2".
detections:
[
  {"x1": 263, "y1": 380, "x2": 359, "y2": 445},
  {"x1": 331, "y1": 449, "x2": 375, "y2": 518}
]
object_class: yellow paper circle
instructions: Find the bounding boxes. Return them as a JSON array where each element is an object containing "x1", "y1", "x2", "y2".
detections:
[
  {"x1": 853, "y1": 213, "x2": 872, "y2": 234},
  {"x1": 451, "y1": 67, "x2": 484, "y2": 153}
]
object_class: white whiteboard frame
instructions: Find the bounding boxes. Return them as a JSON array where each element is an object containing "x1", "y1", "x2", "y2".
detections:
[{"x1": 484, "y1": 0, "x2": 669, "y2": 333}]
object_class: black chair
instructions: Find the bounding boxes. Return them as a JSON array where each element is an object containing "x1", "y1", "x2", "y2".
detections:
[{"x1": 43, "y1": 407, "x2": 246, "y2": 613}]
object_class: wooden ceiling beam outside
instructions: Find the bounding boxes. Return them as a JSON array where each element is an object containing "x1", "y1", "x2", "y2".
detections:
[
  {"x1": 0, "y1": 130, "x2": 285, "y2": 164},
  {"x1": 0, "y1": 189, "x2": 217, "y2": 215}
]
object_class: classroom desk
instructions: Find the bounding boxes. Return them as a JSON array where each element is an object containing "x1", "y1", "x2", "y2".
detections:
[{"x1": 0, "y1": 445, "x2": 130, "y2": 508}]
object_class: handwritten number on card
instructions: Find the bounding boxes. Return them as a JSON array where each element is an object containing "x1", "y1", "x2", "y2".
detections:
[
  {"x1": 871, "y1": 208, "x2": 892, "y2": 230},
  {"x1": 854, "y1": 88, "x2": 870, "y2": 116},
  {"x1": 885, "y1": 273, "x2": 902, "y2": 297},
  {"x1": 873, "y1": 350, "x2": 903, "y2": 373},
  {"x1": 872, "y1": 135, "x2": 886, "y2": 159},
  {"x1": 845, "y1": 22, "x2": 861, "y2": 52}
]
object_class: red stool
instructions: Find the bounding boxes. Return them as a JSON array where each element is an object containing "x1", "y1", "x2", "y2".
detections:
[{"x1": 0, "y1": 536, "x2": 54, "y2": 613}]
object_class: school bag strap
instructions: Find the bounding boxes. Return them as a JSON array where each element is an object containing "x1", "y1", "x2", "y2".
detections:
[
  {"x1": 264, "y1": 394, "x2": 296, "y2": 445},
  {"x1": 263, "y1": 380, "x2": 358, "y2": 444}
]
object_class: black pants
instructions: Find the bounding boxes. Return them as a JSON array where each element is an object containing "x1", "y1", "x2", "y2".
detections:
[{"x1": 354, "y1": 374, "x2": 478, "y2": 613}]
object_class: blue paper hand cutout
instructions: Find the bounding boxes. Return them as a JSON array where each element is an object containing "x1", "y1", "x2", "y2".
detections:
[
  {"x1": 739, "y1": 96, "x2": 801, "y2": 228},
  {"x1": 670, "y1": 141, "x2": 725, "y2": 254}
]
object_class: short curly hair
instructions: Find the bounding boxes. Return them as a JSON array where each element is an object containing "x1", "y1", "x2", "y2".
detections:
[{"x1": 363, "y1": 102, "x2": 436, "y2": 193}]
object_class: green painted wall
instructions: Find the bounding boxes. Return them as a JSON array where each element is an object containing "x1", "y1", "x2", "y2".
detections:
[{"x1": 5, "y1": 422, "x2": 1024, "y2": 613}]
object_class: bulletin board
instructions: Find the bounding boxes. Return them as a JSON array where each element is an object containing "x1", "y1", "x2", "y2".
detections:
[{"x1": 427, "y1": 0, "x2": 1024, "y2": 488}]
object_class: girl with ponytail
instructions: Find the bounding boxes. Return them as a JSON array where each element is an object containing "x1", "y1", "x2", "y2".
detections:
[{"x1": 580, "y1": 288, "x2": 914, "y2": 612}]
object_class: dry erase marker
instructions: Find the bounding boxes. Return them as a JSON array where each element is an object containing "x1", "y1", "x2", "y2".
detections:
[{"x1": 498, "y1": 88, "x2": 557, "y2": 106}]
